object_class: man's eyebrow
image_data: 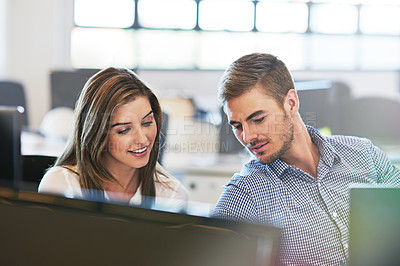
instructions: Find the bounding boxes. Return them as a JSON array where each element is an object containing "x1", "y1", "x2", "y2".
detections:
[
  {"x1": 228, "y1": 110, "x2": 265, "y2": 126},
  {"x1": 229, "y1": 120, "x2": 239, "y2": 126},
  {"x1": 246, "y1": 110, "x2": 265, "y2": 121},
  {"x1": 111, "y1": 110, "x2": 153, "y2": 128}
]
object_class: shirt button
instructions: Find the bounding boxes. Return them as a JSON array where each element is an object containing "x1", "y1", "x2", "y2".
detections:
[
  {"x1": 332, "y1": 212, "x2": 338, "y2": 218},
  {"x1": 344, "y1": 243, "x2": 349, "y2": 249}
]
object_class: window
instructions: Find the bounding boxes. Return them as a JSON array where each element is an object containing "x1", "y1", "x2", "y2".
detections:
[
  {"x1": 136, "y1": 30, "x2": 197, "y2": 69},
  {"x1": 256, "y1": 2, "x2": 308, "y2": 33},
  {"x1": 198, "y1": 0, "x2": 254, "y2": 31},
  {"x1": 71, "y1": 28, "x2": 137, "y2": 69},
  {"x1": 360, "y1": 5, "x2": 400, "y2": 35},
  {"x1": 72, "y1": 0, "x2": 400, "y2": 70},
  {"x1": 74, "y1": 0, "x2": 135, "y2": 28},
  {"x1": 138, "y1": 0, "x2": 197, "y2": 29},
  {"x1": 310, "y1": 3, "x2": 358, "y2": 34}
]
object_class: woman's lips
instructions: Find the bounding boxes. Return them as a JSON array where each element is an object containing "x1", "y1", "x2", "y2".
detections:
[{"x1": 129, "y1": 146, "x2": 149, "y2": 157}]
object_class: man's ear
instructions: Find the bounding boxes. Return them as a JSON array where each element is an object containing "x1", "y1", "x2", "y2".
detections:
[{"x1": 285, "y1": 89, "x2": 299, "y2": 114}]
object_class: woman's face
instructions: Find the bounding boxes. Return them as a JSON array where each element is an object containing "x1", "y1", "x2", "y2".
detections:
[{"x1": 103, "y1": 96, "x2": 157, "y2": 173}]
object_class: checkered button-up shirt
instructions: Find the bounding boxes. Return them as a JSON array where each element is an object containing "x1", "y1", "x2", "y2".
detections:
[{"x1": 213, "y1": 126, "x2": 400, "y2": 265}]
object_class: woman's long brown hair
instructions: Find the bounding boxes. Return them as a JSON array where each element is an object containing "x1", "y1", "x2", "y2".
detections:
[{"x1": 56, "y1": 67, "x2": 162, "y2": 202}]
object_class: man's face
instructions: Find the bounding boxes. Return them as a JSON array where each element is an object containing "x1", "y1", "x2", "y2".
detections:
[{"x1": 225, "y1": 84, "x2": 294, "y2": 164}]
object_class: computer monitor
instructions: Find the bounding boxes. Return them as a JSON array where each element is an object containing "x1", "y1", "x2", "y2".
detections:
[
  {"x1": 0, "y1": 106, "x2": 23, "y2": 188},
  {"x1": 0, "y1": 187, "x2": 281, "y2": 266},
  {"x1": 349, "y1": 185, "x2": 400, "y2": 266},
  {"x1": 50, "y1": 69, "x2": 99, "y2": 109}
]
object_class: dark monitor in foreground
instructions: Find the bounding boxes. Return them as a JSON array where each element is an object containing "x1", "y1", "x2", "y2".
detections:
[
  {"x1": 0, "y1": 187, "x2": 281, "y2": 266},
  {"x1": 349, "y1": 185, "x2": 400, "y2": 266},
  {"x1": 0, "y1": 106, "x2": 23, "y2": 188}
]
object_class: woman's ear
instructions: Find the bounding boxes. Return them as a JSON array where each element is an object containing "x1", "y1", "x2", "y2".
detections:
[{"x1": 285, "y1": 89, "x2": 299, "y2": 114}]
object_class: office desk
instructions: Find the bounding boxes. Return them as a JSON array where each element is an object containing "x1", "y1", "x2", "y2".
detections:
[
  {"x1": 21, "y1": 131, "x2": 400, "y2": 208},
  {"x1": 0, "y1": 187, "x2": 281, "y2": 266},
  {"x1": 21, "y1": 130, "x2": 65, "y2": 157},
  {"x1": 163, "y1": 151, "x2": 250, "y2": 208}
]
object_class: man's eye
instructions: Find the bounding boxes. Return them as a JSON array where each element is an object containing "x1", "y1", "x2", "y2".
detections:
[
  {"x1": 232, "y1": 124, "x2": 242, "y2": 131},
  {"x1": 253, "y1": 117, "x2": 265, "y2": 123}
]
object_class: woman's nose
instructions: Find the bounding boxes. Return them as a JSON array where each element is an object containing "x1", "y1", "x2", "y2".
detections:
[{"x1": 132, "y1": 127, "x2": 147, "y2": 144}]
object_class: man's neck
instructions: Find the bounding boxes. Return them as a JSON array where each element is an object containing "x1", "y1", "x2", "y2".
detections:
[{"x1": 280, "y1": 123, "x2": 320, "y2": 179}]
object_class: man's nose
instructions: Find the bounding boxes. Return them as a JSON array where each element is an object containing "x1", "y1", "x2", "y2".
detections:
[{"x1": 242, "y1": 125, "x2": 257, "y2": 145}]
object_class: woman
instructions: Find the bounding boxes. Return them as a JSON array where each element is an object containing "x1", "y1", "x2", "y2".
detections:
[{"x1": 38, "y1": 67, "x2": 188, "y2": 209}]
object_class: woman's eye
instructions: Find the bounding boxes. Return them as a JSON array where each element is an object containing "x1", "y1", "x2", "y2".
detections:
[
  {"x1": 117, "y1": 128, "x2": 130, "y2": 135},
  {"x1": 142, "y1": 120, "x2": 153, "y2": 127}
]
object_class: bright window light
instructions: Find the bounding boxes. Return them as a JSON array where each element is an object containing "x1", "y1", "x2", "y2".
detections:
[
  {"x1": 255, "y1": 33, "x2": 307, "y2": 70},
  {"x1": 360, "y1": 5, "x2": 400, "y2": 35},
  {"x1": 136, "y1": 30, "x2": 197, "y2": 69},
  {"x1": 358, "y1": 0, "x2": 400, "y2": 4},
  {"x1": 309, "y1": 35, "x2": 358, "y2": 69},
  {"x1": 313, "y1": 0, "x2": 360, "y2": 3},
  {"x1": 310, "y1": 4, "x2": 358, "y2": 34},
  {"x1": 199, "y1": 0, "x2": 254, "y2": 31},
  {"x1": 196, "y1": 31, "x2": 257, "y2": 69},
  {"x1": 71, "y1": 28, "x2": 137, "y2": 69},
  {"x1": 360, "y1": 36, "x2": 400, "y2": 69},
  {"x1": 256, "y1": 2, "x2": 308, "y2": 33},
  {"x1": 138, "y1": 0, "x2": 197, "y2": 29},
  {"x1": 74, "y1": 0, "x2": 135, "y2": 28}
]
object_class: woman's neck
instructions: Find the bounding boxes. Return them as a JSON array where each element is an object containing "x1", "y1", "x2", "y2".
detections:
[{"x1": 103, "y1": 166, "x2": 140, "y2": 203}]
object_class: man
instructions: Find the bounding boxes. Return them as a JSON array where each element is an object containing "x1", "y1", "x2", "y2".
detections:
[{"x1": 213, "y1": 53, "x2": 400, "y2": 265}]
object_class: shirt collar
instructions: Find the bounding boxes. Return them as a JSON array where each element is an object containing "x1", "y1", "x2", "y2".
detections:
[
  {"x1": 305, "y1": 125, "x2": 340, "y2": 167},
  {"x1": 248, "y1": 125, "x2": 341, "y2": 176}
]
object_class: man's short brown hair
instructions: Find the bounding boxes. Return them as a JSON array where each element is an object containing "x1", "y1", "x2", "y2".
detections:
[{"x1": 218, "y1": 53, "x2": 295, "y2": 106}]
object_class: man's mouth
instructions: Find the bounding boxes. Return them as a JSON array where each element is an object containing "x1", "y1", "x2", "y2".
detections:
[{"x1": 249, "y1": 142, "x2": 268, "y2": 153}]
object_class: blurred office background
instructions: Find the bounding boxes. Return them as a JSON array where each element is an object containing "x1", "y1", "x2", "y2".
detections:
[{"x1": 1, "y1": 0, "x2": 400, "y2": 209}]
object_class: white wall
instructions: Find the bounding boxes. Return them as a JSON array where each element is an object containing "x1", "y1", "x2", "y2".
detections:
[
  {"x1": 2, "y1": 0, "x2": 74, "y2": 128},
  {"x1": 293, "y1": 71, "x2": 400, "y2": 99},
  {"x1": 138, "y1": 70, "x2": 225, "y2": 114},
  {"x1": 0, "y1": 0, "x2": 7, "y2": 76},
  {"x1": 1, "y1": 0, "x2": 400, "y2": 129},
  {"x1": 139, "y1": 70, "x2": 400, "y2": 114}
]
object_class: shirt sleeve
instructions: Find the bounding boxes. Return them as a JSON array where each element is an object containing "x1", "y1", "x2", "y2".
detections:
[
  {"x1": 213, "y1": 181, "x2": 257, "y2": 222},
  {"x1": 369, "y1": 141, "x2": 400, "y2": 185},
  {"x1": 38, "y1": 166, "x2": 82, "y2": 197}
]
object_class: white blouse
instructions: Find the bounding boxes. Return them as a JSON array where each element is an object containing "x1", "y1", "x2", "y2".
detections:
[{"x1": 38, "y1": 164, "x2": 188, "y2": 210}]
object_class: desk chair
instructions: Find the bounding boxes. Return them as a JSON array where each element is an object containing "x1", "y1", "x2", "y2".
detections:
[
  {"x1": 0, "y1": 81, "x2": 29, "y2": 126},
  {"x1": 296, "y1": 80, "x2": 352, "y2": 130},
  {"x1": 21, "y1": 155, "x2": 57, "y2": 191},
  {"x1": 333, "y1": 96, "x2": 400, "y2": 146}
]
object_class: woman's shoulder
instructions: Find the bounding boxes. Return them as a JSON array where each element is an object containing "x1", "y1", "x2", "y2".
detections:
[
  {"x1": 38, "y1": 165, "x2": 82, "y2": 196},
  {"x1": 154, "y1": 163, "x2": 188, "y2": 200},
  {"x1": 42, "y1": 165, "x2": 79, "y2": 180},
  {"x1": 155, "y1": 164, "x2": 183, "y2": 186}
]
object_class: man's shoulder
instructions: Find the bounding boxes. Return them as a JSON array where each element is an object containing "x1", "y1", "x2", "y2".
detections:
[
  {"x1": 323, "y1": 134, "x2": 377, "y2": 161},
  {"x1": 226, "y1": 160, "x2": 273, "y2": 188},
  {"x1": 325, "y1": 134, "x2": 373, "y2": 148}
]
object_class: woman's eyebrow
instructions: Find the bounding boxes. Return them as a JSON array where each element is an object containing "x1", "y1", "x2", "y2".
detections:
[
  {"x1": 111, "y1": 110, "x2": 153, "y2": 128},
  {"x1": 111, "y1": 122, "x2": 131, "y2": 128},
  {"x1": 142, "y1": 110, "x2": 153, "y2": 120}
]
